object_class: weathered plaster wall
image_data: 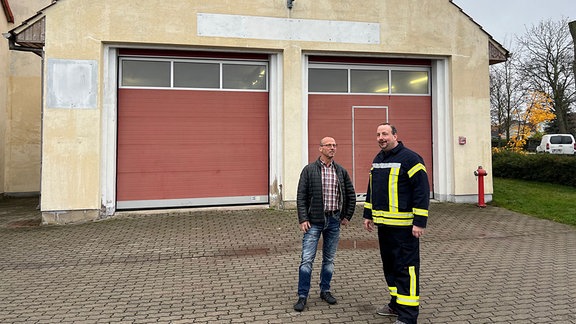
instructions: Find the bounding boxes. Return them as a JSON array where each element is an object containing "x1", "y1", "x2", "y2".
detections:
[
  {"x1": 0, "y1": 3, "x2": 8, "y2": 196},
  {"x1": 1, "y1": 0, "x2": 51, "y2": 196},
  {"x1": 40, "y1": 0, "x2": 494, "y2": 215}
]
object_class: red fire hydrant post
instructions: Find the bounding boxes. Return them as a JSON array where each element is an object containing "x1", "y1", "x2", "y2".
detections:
[{"x1": 474, "y1": 166, "x2": 487, "y2": 208}]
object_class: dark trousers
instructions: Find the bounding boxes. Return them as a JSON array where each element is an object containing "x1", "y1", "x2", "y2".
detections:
[{"x1": 378, "y1": 225, "x2": 420, "y2": 324}]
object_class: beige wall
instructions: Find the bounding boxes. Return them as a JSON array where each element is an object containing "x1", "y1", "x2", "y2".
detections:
[
  {"x1": 0, "y1": 5, "x2": 8, "y2": 196},
  {"x1": 39, "y1": 0, "x2": 495, "y2": 219},
  {"x1": 1, "y1": 0, "x2": 51, "y2": 196}
]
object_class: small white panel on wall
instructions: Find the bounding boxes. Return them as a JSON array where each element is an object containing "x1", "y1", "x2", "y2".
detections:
[
  {"x1": 197, "y1": 13, "x2": 380, "y2": 45},
  {"x1": 46, "y1": 59, "x2": 98, "y2": 109}
]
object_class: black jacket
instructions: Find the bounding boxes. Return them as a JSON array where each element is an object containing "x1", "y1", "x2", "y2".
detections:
[
  {"x1": 297, "y1": 158, "x2": 356, "y2": 225},
  {"x1": 363, "y1": 142, "x2": 430, "y2": 228}
]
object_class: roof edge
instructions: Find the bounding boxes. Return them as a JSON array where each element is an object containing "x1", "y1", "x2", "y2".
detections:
[
  {"x1": 4, "y1": 1, "x2": 58, "y2": 55},
  {"x1": 449, "y1": 0, "x2": 510, "y2": 64}
]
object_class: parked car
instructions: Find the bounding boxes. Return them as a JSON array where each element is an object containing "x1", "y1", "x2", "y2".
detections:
[{"x1": 535, "y1": 134, "x2": 576, "y2": 154}]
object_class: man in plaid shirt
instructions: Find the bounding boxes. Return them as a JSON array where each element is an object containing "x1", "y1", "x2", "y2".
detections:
[{"x1": 294, "y1": 137, "x2": 356, "y2": 312}]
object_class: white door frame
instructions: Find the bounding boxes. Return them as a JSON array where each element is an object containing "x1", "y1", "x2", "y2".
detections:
[{"x1": 100, "y1": 46, "x2": 283, "y2": 216}]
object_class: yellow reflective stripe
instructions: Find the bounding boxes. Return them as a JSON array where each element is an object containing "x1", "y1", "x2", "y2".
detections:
[
  {"x1": 389, "y1": 167, "x2": 400, "y2": 212},
  {"x1": 412, "y1": 208, "x2": 428, "y2": 217},
  {"x1": 369, "y1": 169, "x2": 373, "y2": 205},
  {"x1": 364, "y1": 202, "x2": 373, "y2": 209},
  {"x1": 408, "y1": 163, "x2": 426, "y2": 178},
  {"x1": 372, "y1": 211, "x2": 413, "y2": 218},
  {"x1": 409, "y1": 266, "x2": 416, "y2": 297},
  {"x1": 388, "y1": 286, "x2": 398, "y2": 297},
  {"x1": 396, "y1": 266, "x2": 419, "y2": 306},
  {"x1": 396, "y1": 294, "x2": 419, "y2": 306},
  {"x1": 372, "y1": 210, "x2": 414, "y2": 226},
  {"x1": 372, "y1": 218, "x2": 414, "y2": 226}
]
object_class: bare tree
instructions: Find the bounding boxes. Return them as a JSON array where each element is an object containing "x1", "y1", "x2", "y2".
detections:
[
  {"x1": 570, "y1": 21, "x2": 576, "y2": 80},
  {"x1": 517, "y1": 18, "x2": 575, "y2": 134},
  {"x1": 490, "y1": 51, "x2": 526, "y2": 143}
]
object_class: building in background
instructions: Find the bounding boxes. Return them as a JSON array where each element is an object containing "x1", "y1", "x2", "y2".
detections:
[
  {"x1": 1, "y1": 0, "x2": 52, "y2": 199},
  {"x1": 4, "y1": 0, "x2": 508, "y2": 224}
]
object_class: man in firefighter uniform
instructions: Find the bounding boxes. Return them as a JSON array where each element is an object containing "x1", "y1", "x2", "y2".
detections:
[{"x1": 363, "y1": 123, "x2": 430, "y2": 324}]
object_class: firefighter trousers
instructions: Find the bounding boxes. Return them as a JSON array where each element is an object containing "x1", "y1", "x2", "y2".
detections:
[{"x1": 377, "y1": 225, "x2": 420, "y2": 324}]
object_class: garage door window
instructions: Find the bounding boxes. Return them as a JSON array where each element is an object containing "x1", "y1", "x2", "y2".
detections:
[
  {"x1": 174, "y1": 62, "x2": 220, "y2": 88},
  {"x1": 309, "y1": 68, "x2": 348, "y2": 92},
  {"x1": 391, "y1": 70, "x2": 429, "y2": 94},
  {"x1": 223, "y1": 64, "x2": 267, "y2": 90},
  {"x1": 309, "y1": 64, "x2": 429, "y2": 95},
  {"x1": 121, "y1": 60, "x2": 171, "y2": 87},
  {"x1": 351, "y1": 69, "x2": 389, "y2": 93},
  {"x1": 120, "y1": 58, "x2": 268, "y2": 91}
]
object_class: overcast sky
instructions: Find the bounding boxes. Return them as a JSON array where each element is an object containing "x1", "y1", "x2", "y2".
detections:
[{"x1": 452, "y1": 0, "x2": 575, "y2": 45}]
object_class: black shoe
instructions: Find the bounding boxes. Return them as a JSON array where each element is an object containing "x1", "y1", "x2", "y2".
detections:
[
  {"x1": 320, "y1": 291, "x2": 337, "y2": 304},
  {"x1": 376, "y1": 305, "x2": 399, "y2": 316},
  {"x1": 294, "y1": 297, "x2": 307, "y2": 312}
]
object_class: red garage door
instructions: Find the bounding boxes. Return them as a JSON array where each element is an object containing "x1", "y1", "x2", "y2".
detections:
[
  {"x1": 117, "y1": 89, "x2": 269, "y2": 209},
  {"x1": 308, "y1": 58, "x2": 433, "y2": 198},
  {"x1": 116, "y1": 53, "x2": 269, "y2": 209},
  {"x1": 308, "y1": 95, "x2": 432, "y2": 196}
]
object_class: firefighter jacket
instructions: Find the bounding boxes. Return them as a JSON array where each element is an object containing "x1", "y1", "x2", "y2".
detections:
[
  {"x1": 297, "y1": 158, "x2": 356, "y2": 225},
  {"x1": 363, "y1": 142, "x2": 430, "y2": 228}
]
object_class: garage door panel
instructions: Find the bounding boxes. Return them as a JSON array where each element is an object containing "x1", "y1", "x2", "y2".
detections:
[
  {"x1": 386, "y1": 96, "x2": 433, "y2": 182},
  {"x1": 118, "y1": 117, "x2": 268, "y2": 145},
  {"x1": 309, "y1": 94, "x2": 433, "y2": 196},
  {"x1": 308, "y1": 95, "x2": 391, "y2": 178},
  {"x1": 352, "y1": 108, "x2": 390, "y2": 193},
  {"x1": 117, "y1": 144, "x2": 268, "y2": 173},
  {"x1": 308, "y1": 95, "x2": 355, "y2": 171},
  {"x1": 117, "y1": 88, "x2": 269, "y2": 207},
  {"x1": 117, "y1": 169, "x2": 266, "y2": 201},
  {"x1": 119, "y1": 90, "x2": 268, "y2": 114}
]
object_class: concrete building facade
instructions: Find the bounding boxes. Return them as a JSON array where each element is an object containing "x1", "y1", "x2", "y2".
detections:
[
  {"x1": 4, "y1": 0, "x2": 508, "y2": 224},
  {"x1": 1, "y1": 0, "x2": 51, "y2": 198}
]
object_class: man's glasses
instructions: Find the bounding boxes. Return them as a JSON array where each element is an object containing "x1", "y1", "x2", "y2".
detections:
[{"x1": 320, "y1": 144, "x2": 338, "y2": 148}]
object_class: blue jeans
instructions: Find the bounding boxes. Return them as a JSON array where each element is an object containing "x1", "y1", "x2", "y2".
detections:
[{"x1": 297, "y1": 214, "x2": 341, "y2": 297}]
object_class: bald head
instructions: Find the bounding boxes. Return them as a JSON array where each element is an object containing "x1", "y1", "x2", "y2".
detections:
[{"x1": 318, "y1": 137, "x2": 337, "y2": 163}]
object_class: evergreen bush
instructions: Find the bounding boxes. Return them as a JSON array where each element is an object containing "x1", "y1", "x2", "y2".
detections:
[{"x1": 492, "y1": 151, "x2": 576, "y2": 187}]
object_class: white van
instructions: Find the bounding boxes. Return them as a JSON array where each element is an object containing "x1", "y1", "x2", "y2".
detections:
[{"x1": 536, "y1": 134, "x2": 576, "y2": 154}]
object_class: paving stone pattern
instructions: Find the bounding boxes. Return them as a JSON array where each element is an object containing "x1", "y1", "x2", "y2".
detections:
[{"x1": 0, "y1": 197, "x2": 575, "y2": 323}]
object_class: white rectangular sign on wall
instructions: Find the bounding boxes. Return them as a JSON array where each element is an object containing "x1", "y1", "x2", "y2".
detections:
[
  {"x1": 197, "y1": 13, "x2": 380, "y2": 44},
  {"x1": 46, "y1": 59, "x2": 98, "y2": 109}
]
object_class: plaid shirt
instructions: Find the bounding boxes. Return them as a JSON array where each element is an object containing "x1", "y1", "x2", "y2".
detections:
[{"x1": 321, "y1": 160, "x2": 339, "y2": 212}]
